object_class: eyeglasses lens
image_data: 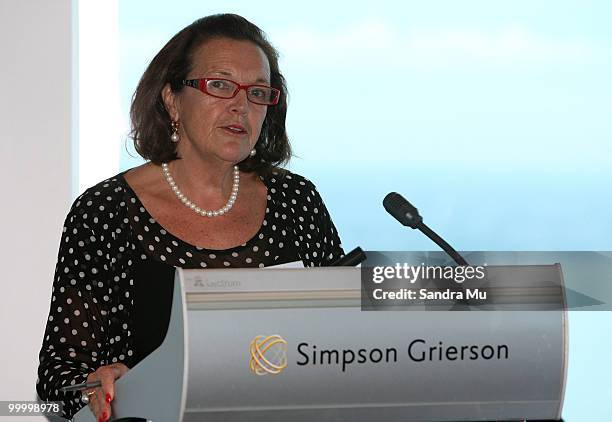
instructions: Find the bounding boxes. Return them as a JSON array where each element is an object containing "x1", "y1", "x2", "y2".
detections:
[{"x1": 205, "y1": 79, "x2": 277, "y2": 105}]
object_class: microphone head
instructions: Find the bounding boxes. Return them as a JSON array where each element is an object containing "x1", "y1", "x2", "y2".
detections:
[{"x1": 383, "y1": 192, "x2": 423, "y2": 229}]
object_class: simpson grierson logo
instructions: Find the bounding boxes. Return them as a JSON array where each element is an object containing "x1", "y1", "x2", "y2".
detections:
[
  {"x1": 248, "y1": 335, "x2": 509, "y2": 375},
  {"x1": 249, "y1": 335, "x2": 288, "y2": 375}
]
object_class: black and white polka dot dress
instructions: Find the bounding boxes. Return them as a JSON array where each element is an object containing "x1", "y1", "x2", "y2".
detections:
[{"x1": 36, "y1": 168, "x2": 344, "y2": 418}]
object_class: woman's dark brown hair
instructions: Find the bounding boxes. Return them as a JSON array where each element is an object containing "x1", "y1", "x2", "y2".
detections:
[{"x1": 130, "y1": 14, "x2": 291, "y2": 175}]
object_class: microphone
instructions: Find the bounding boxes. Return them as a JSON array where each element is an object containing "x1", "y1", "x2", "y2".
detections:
[
  {"x1": 330, "y1": 247, "x2": 367, "y2": 267},
  {"x1": 383, "y1": 192, "x2": 468, "y2": 266}
]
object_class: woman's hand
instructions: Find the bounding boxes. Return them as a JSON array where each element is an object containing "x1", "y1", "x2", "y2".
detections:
[{"x1": 84, "y1": 363, "x2": 129, "y2": 422}]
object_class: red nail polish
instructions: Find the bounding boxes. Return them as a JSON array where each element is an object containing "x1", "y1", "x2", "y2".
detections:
[
  {"x1": 106, "y1": 393, "x2": 111, "y2": 403},
  {"x1": 102, "y1": 411, "x2": 107, "y2": 421}
]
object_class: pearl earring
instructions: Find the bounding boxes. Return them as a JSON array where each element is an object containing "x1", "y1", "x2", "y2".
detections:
[
  {"x1": 171, "y1": 121, "x2": 180, "y2": 143},
  {"x1": 250, "y1": 149, "x2": 256, "y2": 157}
]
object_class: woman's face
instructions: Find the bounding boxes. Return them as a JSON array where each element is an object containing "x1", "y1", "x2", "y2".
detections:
[{"x1": 163, "y1": 38, "x2": 271, "y2": 166}]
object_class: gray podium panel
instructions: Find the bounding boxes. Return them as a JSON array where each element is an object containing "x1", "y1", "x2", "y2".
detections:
[{"x1": 74, "y1": 267, "x2": 566, "y2": 422}]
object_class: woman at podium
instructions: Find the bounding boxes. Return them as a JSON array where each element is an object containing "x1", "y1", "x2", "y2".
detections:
[{"x1": 36, "y1": 14, "x2": 344, "y2": 421}]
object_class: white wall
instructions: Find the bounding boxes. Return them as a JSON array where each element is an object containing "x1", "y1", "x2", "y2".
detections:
[
  {"x1": 0, "y1": 1, "x2": 73, "y2": 420},
  {"x1": 78, "y1": 0, "x2": 120, "y2": 192}
]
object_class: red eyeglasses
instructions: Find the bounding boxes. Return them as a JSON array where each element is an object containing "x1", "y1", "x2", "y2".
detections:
[{"x1": 182, "y1": 78, "x2": 280, "y2": 106}]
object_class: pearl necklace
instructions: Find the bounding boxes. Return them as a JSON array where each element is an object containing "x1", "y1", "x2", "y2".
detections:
[{"x1": 161, "y1": 163, "x2": 239, "y2": 217}]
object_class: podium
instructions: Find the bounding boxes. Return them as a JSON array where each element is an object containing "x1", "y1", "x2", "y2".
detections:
[{"x1": 73, "y1": 266, "x2": 567, "y2": 421}]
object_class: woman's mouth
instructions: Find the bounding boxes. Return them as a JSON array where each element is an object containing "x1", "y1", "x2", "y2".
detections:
[{"x1": 221, "y1": 124, "x2": 248, "y2": 136}]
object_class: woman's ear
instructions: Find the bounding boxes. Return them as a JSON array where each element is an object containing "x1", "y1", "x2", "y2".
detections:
[{"x1": 162, "y1": 83, "x2": 179, "y2": 121}]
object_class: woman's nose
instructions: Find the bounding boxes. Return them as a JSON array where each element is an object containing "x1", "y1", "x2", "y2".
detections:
[{"x1": 229, "y1": 88, "x2": 249, "y2": 113}]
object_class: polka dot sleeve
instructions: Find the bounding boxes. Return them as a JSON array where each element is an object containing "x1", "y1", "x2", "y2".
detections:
[
  {"x1": 285, "y1": 176, "x2": 344, "y2": 266},
  {"x1": 36, "y1": 190, "x2": 131, "y2": 419},
  {"x1": 307, "y1": 180, "x2": 344, "y2": 265}
]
